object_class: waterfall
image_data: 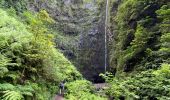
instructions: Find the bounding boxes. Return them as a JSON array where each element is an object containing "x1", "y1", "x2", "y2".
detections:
[{"x1": 105, "y1": 0, "x2": 109, "y2": 74}]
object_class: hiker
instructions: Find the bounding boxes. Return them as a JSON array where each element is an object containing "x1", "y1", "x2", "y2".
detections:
[{"x1": 59, "y1": 80, "x2": 65, "y2": 96}]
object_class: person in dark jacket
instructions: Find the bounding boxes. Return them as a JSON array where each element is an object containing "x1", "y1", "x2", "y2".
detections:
[{"x1": 59, "y1": 80, "x2": 65, "y2": 96}]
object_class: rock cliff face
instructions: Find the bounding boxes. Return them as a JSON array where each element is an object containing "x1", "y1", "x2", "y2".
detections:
[
  {"x1": 26, "y1": 0, "x2": 106, "y2": 82},
  {"x1": 1, "y1": 0, "x2": 107, "y2": 82}
]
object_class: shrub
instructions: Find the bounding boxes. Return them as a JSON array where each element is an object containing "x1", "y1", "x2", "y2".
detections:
[
  {"x1": 65, "y1": 80, "x2": 106, "y2": 100},
  {"x1": 104, "y1": 64, "x2": 170, "y2": 99}
]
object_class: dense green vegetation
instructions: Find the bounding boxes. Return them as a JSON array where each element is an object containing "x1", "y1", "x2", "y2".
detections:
[
  {"x1": 0, "y1": 8, "x2": 83, "y2": 99},
  {"x1": 0, "y1": 0, "x2": 170, "y2": 100},
  {"x1": 65, "y1": 80, "x2": 106, "y2": 100},
  {"x1": 110, "y1": 0, "x2": 170, "y2": 73},
  {"x1": 103, "y1": 64, "x2": 170, "y2": 99},
  {"x1": 0, "y1": 0, "x2": 107, "y2": 99},
  {"x1": 106, "y1": 0, "x2": 170, "y2": 99}
]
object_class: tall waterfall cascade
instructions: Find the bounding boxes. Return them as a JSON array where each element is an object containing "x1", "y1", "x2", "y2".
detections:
[{"x1": 105, "y1": 0, "x2": 109, "y2": 73}]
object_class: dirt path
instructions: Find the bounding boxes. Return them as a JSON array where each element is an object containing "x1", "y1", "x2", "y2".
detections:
[
  {"x1": 54, "y1": 83, "x2": 107, "y2": 100},
  {"x1": 94, "y1": 83, "x2": 107, "y2": 89},
  {"x1": 54, "y1": 95, "x2": 64, "y2": 100},
  {"x1": 94, "y1": 83, "x2": 108, "y2": 97}
]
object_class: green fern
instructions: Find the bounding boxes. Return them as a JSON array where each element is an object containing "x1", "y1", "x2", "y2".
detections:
[
  {"x1": 0, "y1": 54, "x2": 10, "y2": 67},
  {"x1": 0, "y1": 67, "x2": 8, "y2": 78},
  {"x1": 0, "y1": 83, "x2": 15, "y2": 91},
  {"x1": 0, "y1": 83, "x2": 34, "y2": 99},
  {"x1": 2, "y1": 90, "x2": 23, "y2": 100},
  {"x1": 16, "y1": 85, "x2": 34, "y2": 97}
]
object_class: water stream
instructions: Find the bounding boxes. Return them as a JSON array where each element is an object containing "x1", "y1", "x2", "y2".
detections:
[{"x1": 105, "y1": 0, "x2": 109, "y2": 74}]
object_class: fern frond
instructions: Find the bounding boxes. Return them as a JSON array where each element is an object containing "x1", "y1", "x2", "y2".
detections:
[
  {"x1": 2, "y1": 90, "x2": 23, "y2": 100},
  {"x1": 16, "y1": 85, "x2": 34, "y2": 96},
  {"x1": 0, "y1": 83, "x2": 15, "y2": 91},
  {"x1": 0, "y1": 67, "x2": 9, "y2": 77}
]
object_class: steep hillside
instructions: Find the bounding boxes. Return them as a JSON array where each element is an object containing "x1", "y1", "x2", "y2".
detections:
[
  {"x1": 103, "y1": 0, "x2": 170, "y2": 99},
  {"x1": 0, "y1": 8, "x2": 82, "y2": 99},
  {"x1": 0, "y1": 1, "x2": 107, "y2": 99},
  {"x1": 109, "y1": 0, "x2": 170, "y2": 74},
  {"x1": 0, "y1": 0, "x2": 108, "y2": 82}
]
